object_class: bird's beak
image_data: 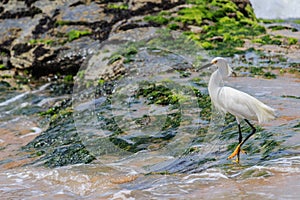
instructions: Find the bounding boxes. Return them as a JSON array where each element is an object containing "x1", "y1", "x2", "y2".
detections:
[{"x1": 199, "y1": 62, "x2": 213, "y2": 70}]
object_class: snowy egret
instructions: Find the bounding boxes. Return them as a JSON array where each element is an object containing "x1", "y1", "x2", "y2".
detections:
[{"x1": 201, "y1": 57, "x2": 276, "y2": 163}]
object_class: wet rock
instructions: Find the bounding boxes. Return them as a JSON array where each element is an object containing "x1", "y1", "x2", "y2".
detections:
[
  {"x1": 41, "y1": 143, "x2": 95, "y2": 168},
  {"x1": 14, "y1": 0, "x2": 288, "y2": 170},
  {"x1": 0, "y1": 80, "x2": 10, "y2": 91},
  {"x1": 23, "y1": 28, "x2": 205, "y2": 167},
  {"x1": 23, "y1": 99, "x2": 96, "y2": 167}
]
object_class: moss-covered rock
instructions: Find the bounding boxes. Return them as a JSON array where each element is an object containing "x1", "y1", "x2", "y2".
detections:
[
  {"x1": 24, "y1": 113, "x2": 96, "y2": 167},
  {"x1": 144, "y1": 0, "x2": 266, "y2": 56}
]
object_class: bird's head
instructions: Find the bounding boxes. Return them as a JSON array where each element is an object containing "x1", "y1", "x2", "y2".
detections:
[{"x1": 201, "y1": 57, "x2": 233, "y2": 77}]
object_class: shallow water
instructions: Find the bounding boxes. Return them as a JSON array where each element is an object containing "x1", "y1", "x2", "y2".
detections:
[
  {"x1": 0, "y1": 67, "x2": 300, "y2": 199},
  {"x1": 1, "y1": 19, "x2": 300, "y2": 200},
  {"x1": 1, "y1": 157, "x2": 300, "y2": 199}
]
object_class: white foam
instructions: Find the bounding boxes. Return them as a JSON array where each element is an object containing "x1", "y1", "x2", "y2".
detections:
[
  {"x1": 0, "y1": 92, "x2": 30, "y2": 107},
  {"x1": 183, "y1": 169, "x2": 228, "y2": 183},
  {"x1": 0, "y1": 83, "x2": 51, "y2": 107},
  {"x1": 111, "y1": 189, "x2": 135, "y2": 200},
  {"x1": 20, "y1": 127, "x2": 43, "y2": 138}
]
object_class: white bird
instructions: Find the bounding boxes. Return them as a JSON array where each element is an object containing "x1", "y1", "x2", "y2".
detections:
[{"x1": 201, "y1": 57, "x2": 276, "y2": 163}]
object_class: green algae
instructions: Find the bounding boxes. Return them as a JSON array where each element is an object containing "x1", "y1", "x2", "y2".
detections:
[
  {"x1": 167, "y1": 23, "x2": 180, "y2": 30},
  {"x1": 263, "y1": 71, "x2": 276, "y2": 79},
  {"x1": 259, "y1": 19, "x2": 285, "y2": 24},
  {"x1": 39, "y1": 99, "x2": 73, "y2": 123},
  {"x1": 24, "y1": 115, "x2": 95, "y2": 167},
  {"x1": 236, "y1": 66, "x2": 277, "y2": 79},
  {"x1": 281, "y1": 95, "x2": 300, "y2": 100},
  {"x1": 66, "y1": 29, "x2": 91, "y2": 42},
  {"x1": 269, "y1": 25, "x2": 298, "y2": 32},
  {"x1": 63, "y1": 74, "x2": 74, "y2": 83},
  {"x1": 144, "y1": 15, "x2": 169, "y2": 25},
  {"x1": 252, "y1": 34, "x2": 282, "y2": 45},
  {"x1": 0, "y1": 64, "x2": 7, "y2": 70},
  {"x1": 146, "y1": 0, "x2": 266, "y2": 56},
  {"x1": 166, "y1": 0, "x2": 266, "y2": 56},
  {"x1": 107, "y1": 42, "x2": 140, "y2": 64},
  {"x1": 249, "y1": 66, "x2": 264, "y2": 75},
  {"x1": 29, "y1": 38, "x2": 55, "y2": 46},
  {"x1": 107, "y1": 3, "x2": 129, "y2": 10},
  {"x1": 288, "y1": 37, "x2": 298, "y2": 45},
  {"x1": 0, "y1": 80, "x2": 11, "y2": 91},
  {"x1": 136, "y1": 82, "x2": 180, "y2": 106},
  {"x1": 176, "y1": 6, "x2": 205, "y2": 25},
  {"x1": 252, "y1": 34, "x2": 298, "y2": 46},
  {"x1": 55, "y1": 20, "x2": 73, "y2": 26}
]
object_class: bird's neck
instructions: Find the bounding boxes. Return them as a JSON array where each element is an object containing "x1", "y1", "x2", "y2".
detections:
[
  {"x1": 208, "y1": 70, "x2": 225, "y2": 111},
  {"x1": 208, "y1": 70, "x2": 224, "y2": 92}
]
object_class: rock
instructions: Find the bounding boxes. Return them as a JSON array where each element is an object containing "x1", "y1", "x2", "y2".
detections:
[
  {"x1": 8, "y1": 0, "x2": 274, "y2": 169},
  {"x1": 23, "y1": 99, "x2": 96, "y2": 167},
  {"x1": 0, "y1": 0, "x2": 185, "y2": 78},
  {"x1": 56, "y1": 1, "x2": 112, "y2": 24},
  {"x1": 231, "y1": 0, "x2": 255, "y2": 19},
  {"x1": 10, "y1": 43, "x2": 56, "y2": 69},
  {"x1": 23, "y1": 26, "x2": 206, "y2": 167},
  {"x1": 129, "y1": 0, "x2": 183, "y2": 12},
  {"x1": 98, "y1": 57, "x2": 126, "y2": 82},
  {"x1": 0, "y1": 0, "x2": 42, "y2": 19}
]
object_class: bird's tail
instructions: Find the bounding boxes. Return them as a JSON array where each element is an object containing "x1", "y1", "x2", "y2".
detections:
[{"x1": 255, "y1": 101, "x2": 276, "y2": 123}]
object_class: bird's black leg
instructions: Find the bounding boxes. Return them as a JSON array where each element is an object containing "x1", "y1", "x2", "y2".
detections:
[
  {"x1": 240, "y1": 119, "x2": 256, "y2": 147},
  {"x1": 237, "y1": 123, "x2": 242, "y2": 162},
  {"x1": 227, "y1": 120, "x2": 256, "y2": 162}
]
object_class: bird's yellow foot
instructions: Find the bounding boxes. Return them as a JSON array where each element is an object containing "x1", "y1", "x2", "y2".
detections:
[
  {"x1": 233, "y1": 157, "x2": 240, "y2": 164},
  {"x1": 240, "y1": 149, "x2": 247, "y2": 155},
  {"x1": 227, "y1": 143, "x2": 246, "y2": 160}
]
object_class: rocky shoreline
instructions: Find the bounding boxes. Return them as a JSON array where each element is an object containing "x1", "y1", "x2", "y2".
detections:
[
  {"x1": 0, "y1": 0, "x2": 185, "y2": 79},
  {"x1": 0, "y1": 0, "x2": 299, "y2": 170},
  {"x1": 1, "y1": 1, "x2": 298, "y2": 85}
]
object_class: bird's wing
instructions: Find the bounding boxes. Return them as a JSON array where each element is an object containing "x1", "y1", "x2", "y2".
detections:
[
  {"x1": 218, "y1": 87, "x2": 262, "y2": 122},
  {"x1": 218, "y1": 86, "x2": 275, "y2": 123}
]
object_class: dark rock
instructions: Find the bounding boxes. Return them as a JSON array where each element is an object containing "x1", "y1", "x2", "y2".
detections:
[
  {"x1": 232, "y1": 0, "x2": 255, "y2": 19},
  {"x1": 24, "y1": 0, "x2": 39, "y2": 7},
  {"x1": 0, "y1": 5, "x2": 42, "y2": 19},
  {"x1": 42, "y1": 143, "x2": 96, "y2": 168},
  {"x1": 10, "y1": 43, "x2": 57, "y2": 70},
  {"x1": 32, "y1": 15, "x2": 56, "y2": 35},
  {"x1": 23, "y1": 99, "x2": 96, "y2": 167},
  {"x1": 0, "y1": 80, "x2": 11, "y2": 91},
  {"x1": 11, "y1": 43, "x2": 33, "y2": 56}
]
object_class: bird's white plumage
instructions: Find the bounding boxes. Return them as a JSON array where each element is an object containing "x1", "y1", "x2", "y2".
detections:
[
  {"x1": 207, "y1": 57, "x2": 275, "y2": 125},
  {"x1": 202, "y1": 57, "x2": 276, "y2": 162},
  {"x1": 217, "y1": 86, "x2": 275, "y2": 123}
]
